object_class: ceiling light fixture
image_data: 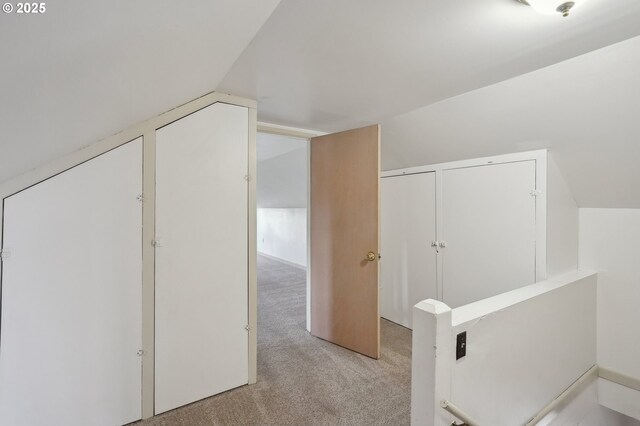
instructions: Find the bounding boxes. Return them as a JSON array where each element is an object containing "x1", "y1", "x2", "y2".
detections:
[{"x1": 517, "y1": 0, "x2": 580, "y2": 17}]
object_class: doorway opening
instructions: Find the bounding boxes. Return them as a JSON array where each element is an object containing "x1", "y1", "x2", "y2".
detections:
[
  {"x1": 249, "y1": 126, "x2": 412, "y2": 423},
  {"x1": 256, "y1": 130, "x2": 310, "y2": 335}
]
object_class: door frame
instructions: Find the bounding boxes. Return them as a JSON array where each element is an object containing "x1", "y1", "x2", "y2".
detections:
[
  {"x1": 0, "y1": 92, "x2": 256, "y2": 420},
  {"x1": 256, "y1": 122, "x2": 326, "y2": 332}
]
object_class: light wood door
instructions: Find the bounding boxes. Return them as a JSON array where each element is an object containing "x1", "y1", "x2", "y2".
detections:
[
  {"x1": 310, "y1": 125, "x2": 380, "y2": 359},
  {"x1": 441, "y1": 161, "x2": 537, "y2": 308},
  {"x1": 380, "y1": 172, "x2": 437, "y2": 329},
  {"x1": 155, "y1": 103, "x2": 249, "y2": 414},
  {"x1": 0, "y1": 139, "x2": 143, "y2": 426}
]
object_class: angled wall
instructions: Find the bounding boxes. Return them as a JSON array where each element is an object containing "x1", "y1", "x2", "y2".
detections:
[{"x1": 382, "y1": 35, "x2": 640, "y2": 208}]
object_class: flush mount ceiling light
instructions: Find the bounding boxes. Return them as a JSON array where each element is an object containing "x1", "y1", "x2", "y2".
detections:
[{"x1": 517, "y1": 0, "x2": 580, "y2": 17}]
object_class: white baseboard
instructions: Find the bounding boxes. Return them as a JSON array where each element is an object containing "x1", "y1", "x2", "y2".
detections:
[
  {"x1": 598, "y1": 377, "x2": 640, "y2": 421},
  {"x1": 258, "y1": 252, "x2": 307, "y2": 271}
]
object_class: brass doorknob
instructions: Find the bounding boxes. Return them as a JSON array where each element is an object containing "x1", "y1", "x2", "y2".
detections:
[{"x1": 367, "y1": 251, "x2": 376, "y2": 262}]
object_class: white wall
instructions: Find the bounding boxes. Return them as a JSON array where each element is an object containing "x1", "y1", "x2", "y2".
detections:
[
  {"x1": 257, "y1": 146, "x2": 308, "y2": 208},
  {"x1": 579, "y1": 208, "x2": 640, "y2": 419},
  {"x1": 256, "y1": 133, "x2": 307, "y2": 268},
  {"x1": 546, "y1": 154, "x2": 579, "y2": 278},
  {"x1": 579, "y1": 208, "x2": 640, "y2": 379},
  {"x1": 257, "y1": 208, "x2": 307, "y2": 268}
]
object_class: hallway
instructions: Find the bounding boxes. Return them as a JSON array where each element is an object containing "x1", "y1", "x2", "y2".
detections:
[{"x1": 140, "y1": 255, "x2": 412, "y2": 425}]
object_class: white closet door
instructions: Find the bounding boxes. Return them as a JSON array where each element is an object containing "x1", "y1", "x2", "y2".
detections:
[
  {"x1": 155, "y1": 103, "x2": 249, "y2": 414},
  {"x1": 380, "y1": 173, "x2": 437, "y2": 329},
  {"x1": 442, "y1": 161, "x2": 536, "y2": 308},
  {"x1": 0, "y1": 139, "x2": 143, "y2": 426}
]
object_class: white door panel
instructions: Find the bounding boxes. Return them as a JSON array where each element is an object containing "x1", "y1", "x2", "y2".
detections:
[
  {"x1": 0, "y1": 139, "x2": 143, "y2": 426},
  {"x1": 380, "y1": 173, "x2": 437, "y2": 329},
  {"x1": 442, "y1": 161, "x2": 536, "y2": 308},
  {"x1": 155, "y1": 103, "x2": 249, "y2": 414}
]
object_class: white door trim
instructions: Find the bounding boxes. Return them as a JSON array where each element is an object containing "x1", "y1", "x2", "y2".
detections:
[{"x1": 256, "y1": 123, "x2": 326, "y2": 332}]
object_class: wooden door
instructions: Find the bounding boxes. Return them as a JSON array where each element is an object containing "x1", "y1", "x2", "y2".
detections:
[
  {"x1": 0, "y1": 139, "x2": 143, "y2": 426},
  {"x1": 155, "y1": 103, "x2": 249, "y2": 414},
  {"x1": 310, "y1": 125, "x2": 380, "y2": 359},
  {"x1": 380, "y1": 172, "x2": 437, "y2": 329},
  {"x1": 441, "y1": 161, "x2": 537, "y2": 308}
]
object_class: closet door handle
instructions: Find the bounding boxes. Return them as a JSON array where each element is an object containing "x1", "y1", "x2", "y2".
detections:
[{"x1": 366, "y1": 251, "x2": 376, "y2": 262}]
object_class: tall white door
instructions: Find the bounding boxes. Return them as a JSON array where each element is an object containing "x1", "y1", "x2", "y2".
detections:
[
  {"x1": 380, "y1": 172, "x2": 437, "y2": 328},
  {"x1": 0, "y1": 139, "x2": 143, "y2": 426},
  {"x1": 441, "y1": 161, "x2": 537, "y2": 308},
  {"x1": 155, "y1": 103, "x2": 249, "y2": 414}
]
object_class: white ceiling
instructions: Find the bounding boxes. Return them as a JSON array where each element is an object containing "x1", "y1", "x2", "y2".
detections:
[
  {"x1": 219, "y1": 0, "x2": 640, "y2": 133},
  {"x1": 381, "y1": 35, "x2": 640, "y2": 208},
  {"x1": 2, "y1": 0, "x2": 639, "y2": 208},
  {"x1": 0, "y1": 0, "x2": 280, "y2": 183},
  {"x1": 220, "y1": 0, "x2": 640, "y2": 208}
]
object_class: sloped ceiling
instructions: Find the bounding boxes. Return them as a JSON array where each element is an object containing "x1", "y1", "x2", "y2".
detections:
[
  {"x1": 3, "y1": 0, "x2": 640, "y2": 208},
  {"x1": 219, "y1": 0, "x2": 640, "y2": 208},
  {"x1": 0, "y1": 0, "x2": 280, "y2": 183},
  {"x1": 381, "y1": 35, "x2": 640, "y2": 208},
  {"x1": 219, "y1": 0, "x2": 640, "y2": 132}
]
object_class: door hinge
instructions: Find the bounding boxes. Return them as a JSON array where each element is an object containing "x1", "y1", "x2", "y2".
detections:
[
  {"x1": 530, "y1": 189, "x2": 542, "y2": 197},
  {"x1": 151, "y1": 239, "x2": 162, "y2": 247},
  {"x1": 245, "y1": 325, "x2": 251, "y2": 331},
  {"x1": 136, "y1": 194, "x2": 145, "y2": 202}
]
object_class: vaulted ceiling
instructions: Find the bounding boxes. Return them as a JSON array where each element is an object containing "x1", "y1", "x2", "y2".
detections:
[
  {"x1": 219, "y1": 0, "x2": 640, "y2": 132},
  {"x1": 219, "y1": 0, "x2": 640, "y2": 208},
  {"x1": 381, "y1": 35, "x2": 640, "y2": 208},
  {"x1": 0, "y1": 0, "x2": 280, "y2": 183},
  {"x1": 2, "y1": 0, "x2": 640, "y2": 207}
]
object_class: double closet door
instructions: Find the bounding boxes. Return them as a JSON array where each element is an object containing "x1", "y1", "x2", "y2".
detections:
[
  {"x1": 380, "y1": 160, "x2": 537, "y2": 328},
  {"x1": 0, "y1": 102, "x2": 250, "y2": 425}
]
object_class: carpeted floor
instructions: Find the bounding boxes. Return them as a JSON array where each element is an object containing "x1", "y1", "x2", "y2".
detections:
[{"x1": 138, "y1": 255, "x2": 412, "y2": 425}]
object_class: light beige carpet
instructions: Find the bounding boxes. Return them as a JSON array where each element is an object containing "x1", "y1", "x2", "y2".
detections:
[{"x1": 137, "y1": 255, "x2": 412, "y2": 425}]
